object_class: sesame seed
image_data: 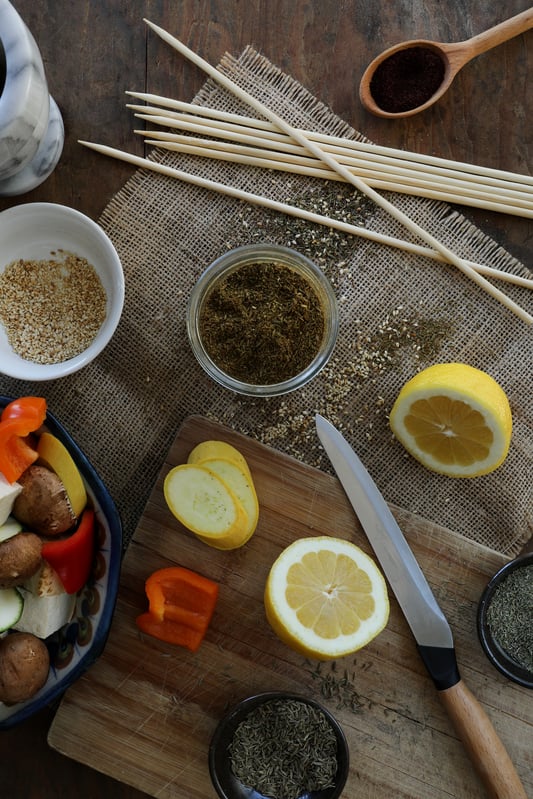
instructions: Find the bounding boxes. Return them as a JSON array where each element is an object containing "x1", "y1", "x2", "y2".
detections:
[{"x1": 0, "y1": 251, "x2": 107, "y2": 364}]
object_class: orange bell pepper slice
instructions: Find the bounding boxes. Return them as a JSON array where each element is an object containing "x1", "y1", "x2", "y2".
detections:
[
  {"x1": 0, "y1": 397, "x2": 47, "y2": 483},
  {"x1": 136, "y1": 566, "x2": 219, "y2": 652},
  {"x1": 1, "y1": 396, "x2": 47, "y2": 424}
]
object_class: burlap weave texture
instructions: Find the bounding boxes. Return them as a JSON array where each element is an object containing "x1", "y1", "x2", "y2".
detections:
[{"x1": 1, "y1": 47, "x2": 531, "y2": 554}]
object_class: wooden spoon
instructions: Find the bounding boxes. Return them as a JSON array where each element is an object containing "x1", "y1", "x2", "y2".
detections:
[{"x1": 359, "y1": 7, "x2": 533, "y2": 118}]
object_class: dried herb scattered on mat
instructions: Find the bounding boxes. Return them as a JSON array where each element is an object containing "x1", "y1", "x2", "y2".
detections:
[
  {"x1": 486, "y1": 564, "x2": 533, "y2": 673},
  {"x1": 228, "y1": 182, "x2": 375, "y2": 270},
  {"x1": 228, "y1": 698, "x2": 338, "y2": 799},
  {"x1": 199, "y1": 261, "x2": 325, "y2": 384}
]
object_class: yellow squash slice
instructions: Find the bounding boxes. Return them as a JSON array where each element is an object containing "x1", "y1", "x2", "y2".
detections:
[
  {"x1": 164, "y1": 464, "x2": 249, "y2": 550},
  {"x1": 187, "y1": 440, "x2": 252, "y2": 477},
  {"x1": 37, "y1": 432, "x2": 87, "y2": 517},
  {"x1": 195, "y1": 457, "x2": 259, "y2": 544}
]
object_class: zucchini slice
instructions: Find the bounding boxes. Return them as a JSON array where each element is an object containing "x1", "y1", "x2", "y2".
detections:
[{"x1": 0, "y1": 588, "x2": 24, "y2": 632}]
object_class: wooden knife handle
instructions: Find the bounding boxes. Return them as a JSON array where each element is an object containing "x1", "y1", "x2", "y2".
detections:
[{"x1": 439, "y1": 679, "x2": 528, "y2": 799}]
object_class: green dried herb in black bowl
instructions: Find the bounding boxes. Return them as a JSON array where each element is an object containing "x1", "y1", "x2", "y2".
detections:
[
  {"x1": 209, "y1": 692, "x2": 350, "y2": 799},
  {"x1": 477, "y1": 553, "x2": 533, "y2": 689}
]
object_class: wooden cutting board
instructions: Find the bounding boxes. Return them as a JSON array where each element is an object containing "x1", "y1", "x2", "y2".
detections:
[{"x1": 48, "y1": 416, "x2": 532, "y2": 799}]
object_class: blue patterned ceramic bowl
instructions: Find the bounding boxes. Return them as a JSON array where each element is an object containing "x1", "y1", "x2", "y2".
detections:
[{"x1": 0, "y1": 397, "x2": 122, "y2": 728}]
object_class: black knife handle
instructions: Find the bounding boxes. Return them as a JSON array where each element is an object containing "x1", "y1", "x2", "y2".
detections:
[{"x1": 416, "y1": 644, "x2": 460, "y2": 690}]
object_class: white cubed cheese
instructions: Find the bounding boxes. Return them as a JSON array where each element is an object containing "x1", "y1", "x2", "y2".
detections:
[
  {"x1": 15, "y1": 562, "x2": 76, "y2": 639},
  {"x1": 0, "y1": 474, "x2": 22, "y2": 526}
]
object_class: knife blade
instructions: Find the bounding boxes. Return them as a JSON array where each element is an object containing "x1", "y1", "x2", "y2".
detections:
[{"x1": 315, "y1": 414, "x2": 527, "y2": 799}]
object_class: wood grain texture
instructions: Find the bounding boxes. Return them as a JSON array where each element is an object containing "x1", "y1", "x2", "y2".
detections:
[
  {"x1": 48, "y1": 416, "x2": 532, "y2": 799},
  {"x1": 1, "y1": 3, "x2": 532, "y2": 796}
]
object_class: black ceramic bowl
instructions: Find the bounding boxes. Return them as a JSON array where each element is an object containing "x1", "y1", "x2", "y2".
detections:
[
  {"x1": 0, "y1": 397, "x2": 122, "y2": 728},
  {"x1": 209, "y1": 691, "x2": 350, "y2": 799},
  {"x1": 477, "y1": 552, "x2": 533, "y2": 689}
]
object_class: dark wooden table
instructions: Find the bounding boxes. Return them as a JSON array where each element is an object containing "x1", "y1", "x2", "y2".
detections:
[{"x1": 1, "y1": 2, "x2": 531, "y2": 797}]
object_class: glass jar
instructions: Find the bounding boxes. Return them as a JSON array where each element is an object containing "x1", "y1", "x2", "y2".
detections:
[{"x1": 187, "y1": 243, "x2": 338, "y2": 397}]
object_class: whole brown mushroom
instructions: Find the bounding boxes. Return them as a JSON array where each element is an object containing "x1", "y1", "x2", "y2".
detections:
[
  {"x1": 0, "y1": 632, "x2": 50, "y2": 704},
  {"x1": 0, "y1": 532, "x2": 42, "y2": 588},
  {"x1": 13, "y1": 464, "x2": 76, "y2": 536}
]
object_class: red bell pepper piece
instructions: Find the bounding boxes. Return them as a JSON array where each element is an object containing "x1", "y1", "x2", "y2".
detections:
[
  {"x1": 136, "y1": 566, "x2": 219, "y2": 652},
  {"x1": 0, "y1": 397, "x2": 47, "y2": 483},
  {"x1": 41, "y1": 508, "x2": 95, "y2": 594}
]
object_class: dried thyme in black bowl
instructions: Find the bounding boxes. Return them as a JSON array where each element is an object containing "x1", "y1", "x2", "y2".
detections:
[
  {"x1": 477, "y1": 553, "x2": 533, "y2": 689},
  {"x1": 209, "y1": 692, "x2": 350, "y2": 799}
]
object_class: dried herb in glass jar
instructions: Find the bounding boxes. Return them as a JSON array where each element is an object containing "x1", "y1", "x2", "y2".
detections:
[
  {"x1": 198, "y1": 261, "x2": 325, "y2": 385},
  {"x1": 486, "y1": 564, "x2": 533, "y2": 673},
  {"x1": 370, "y1": 46, "x2": 446, "y2": 113},
  {"x1": 228, "y1": 698, "x2": 338, "y2": 799}
]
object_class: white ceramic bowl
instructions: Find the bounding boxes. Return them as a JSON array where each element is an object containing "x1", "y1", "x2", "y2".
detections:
[{"x1": 0, "y1": 203, "x2": 124, "y2": 380}]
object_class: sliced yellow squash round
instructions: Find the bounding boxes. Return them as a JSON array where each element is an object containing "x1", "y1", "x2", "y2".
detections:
[
  {"x1": 164, "y1": 464, "x2": 249, "y2": 550},
  {"x1": 196, "y1": 457, "x2": 259, "y2": 543},
  {"x1": 187, "y1": 440, "x2": 252, "y2": 477}
]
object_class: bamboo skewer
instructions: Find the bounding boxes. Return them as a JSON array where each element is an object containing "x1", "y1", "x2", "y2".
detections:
[
  {"x1": 77, "y1": 140, "x2": 533, "y2": 294},
  {"x1": 128, "y1": 105, "x2": 533, "y2": 209},
  {"x1": 134, "y1": 128, "x2": 533, "y2": 218},
  {"x1": 135, "y1": 113, "x2": 531, "y2": 193},
  {"x1": 140, "y1": 19, "x2": 532, "y2": 324},
  {"x1": 126, "y1": 92, "x2": 533, "y2": 190},
  {"x1": 131, "y1": 114, "x2": 533, "y2": 207},
  {"x1": 126, "y1": 97, "x2": 533, "y2": 222}
]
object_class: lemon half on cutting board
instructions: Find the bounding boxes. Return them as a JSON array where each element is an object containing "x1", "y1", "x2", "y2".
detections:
[
  {"x1": 389, "y1": 363, "x2": 512, "y2": 478},
  {"x1": 264, "y1": 536, "x2": 389, "y2": 660}
]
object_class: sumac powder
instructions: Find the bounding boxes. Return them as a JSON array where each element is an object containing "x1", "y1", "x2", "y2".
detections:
[
  {"x1": 198, "y1": 261, "x2": 325, "y2": 385},
  {"x1": 369, "y1": 46, "x2": 446, "y2": 113}
]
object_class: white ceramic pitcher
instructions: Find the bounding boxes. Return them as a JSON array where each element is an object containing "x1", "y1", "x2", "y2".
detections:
[{"x1": 0, "y1": 0, "x2": 64, "y2": 195}]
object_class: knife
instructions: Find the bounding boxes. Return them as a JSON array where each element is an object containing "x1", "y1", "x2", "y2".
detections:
[{"x1": 315, "y1": 414, "x2": 527, "y2": 799}]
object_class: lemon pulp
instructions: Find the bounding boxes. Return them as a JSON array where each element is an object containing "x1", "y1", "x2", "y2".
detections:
[
  {"x1": 389, "y1": 363, "x2": 512, "y2": 477},
  {"x1": 265, "y1": 536, "x2": 389, "y2": 660}
]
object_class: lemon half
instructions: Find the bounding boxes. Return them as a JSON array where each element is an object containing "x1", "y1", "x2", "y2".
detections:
[
  {"x1": 389, "y1": 363, "x2": 512, "y2": 478},
  {"x1": 264, "y1": 536, "x2": 389, "y2": 660}
]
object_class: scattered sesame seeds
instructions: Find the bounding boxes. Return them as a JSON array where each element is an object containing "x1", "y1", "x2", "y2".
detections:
[
  {"x1": 212, "y1": 305, "x2": 453, "y2": 470},
  {"x1": 0, "y1": 251, "x2": 107, "y2": 364},
  {"x1": 210, "y1": 180, "x2": 454, "y2": 467},
  {"x1": 225, "y1": 180, "x2": 375, "y2": 273}
]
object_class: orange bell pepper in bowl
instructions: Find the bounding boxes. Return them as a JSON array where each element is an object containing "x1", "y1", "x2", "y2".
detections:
[{"x1": 0, "y1": 396, "x2": 47, "y2": 483}]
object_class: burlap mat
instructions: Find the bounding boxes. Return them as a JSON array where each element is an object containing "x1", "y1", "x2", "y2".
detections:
[{"x1": 1, "y1": 47, "x2": 532, "y2": 555}]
